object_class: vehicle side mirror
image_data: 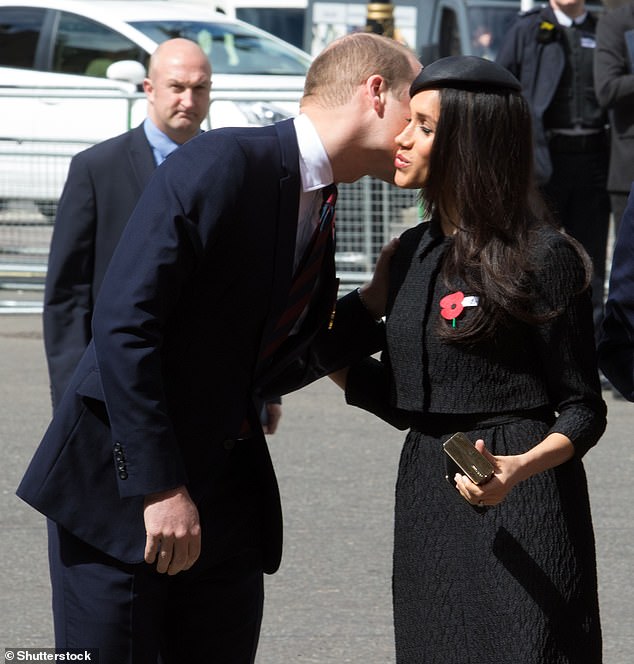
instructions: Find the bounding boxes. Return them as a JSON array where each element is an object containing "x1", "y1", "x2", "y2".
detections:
[{"x1": 106, "y1": 60, "x2": 147, "y2": 86}]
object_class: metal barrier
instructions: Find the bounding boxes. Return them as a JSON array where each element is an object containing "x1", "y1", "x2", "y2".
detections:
[
  {"x1": 335, "y1": 178, "x2": 422, "y2": 287},
  {"x1": 0, "y1": 88, "x2": 422, "y2": 310}
]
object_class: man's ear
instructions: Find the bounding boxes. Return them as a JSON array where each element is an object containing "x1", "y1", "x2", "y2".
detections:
[{"x1": 366, "y1": 74, "x2": 387, "y2": 118}]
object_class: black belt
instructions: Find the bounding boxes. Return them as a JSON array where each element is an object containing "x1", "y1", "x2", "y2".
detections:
[
  {"x1": 548, "y1": 131, "x2": 607, "y2": 153},
  {"x1": 408, "y1": 406, "x2": 555, "y2": 436}
]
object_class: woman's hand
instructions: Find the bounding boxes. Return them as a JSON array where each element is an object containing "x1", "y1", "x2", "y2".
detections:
[
  {"x1": 358, "y1": 237, "x2": 400, "y2": 320},
  {"x1": 452, "y1": 433, "x2": 574, "y2": 507},
  {"x1": 452, "y1": 439, "x2": 525, "y2": 507}
]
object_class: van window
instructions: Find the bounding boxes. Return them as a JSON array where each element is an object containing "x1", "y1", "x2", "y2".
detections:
[
  {"x1": 0, "y1": 7, "x2": 46, "y2": 68},
  {"x1": 53, "y1": 12, "x2": 145, "y2": 77},
  {"x1": 235, "y1": 7, "x2": 305, "y2": 49},
  {"x1": 131, "y1": 20, "x2": 309, "y2": 75}
]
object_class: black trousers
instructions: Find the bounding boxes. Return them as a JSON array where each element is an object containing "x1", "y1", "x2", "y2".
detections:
[
  {"x1": 48, "y1": 521, "x2": 264, "y2": 664},
  {"x1": 542, "y1": 143, "x2": 610, "y2": 342}
]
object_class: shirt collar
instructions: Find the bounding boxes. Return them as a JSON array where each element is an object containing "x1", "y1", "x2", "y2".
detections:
[
  {"x1": 293, "y1": 113, "x2": 333, "y2": 192},
  {"x1": 553, "y1": 8, "x2": 587, "y2": 27},
  {"x1": 143, "y1": 117, "x2": 180, "y2": 165}
]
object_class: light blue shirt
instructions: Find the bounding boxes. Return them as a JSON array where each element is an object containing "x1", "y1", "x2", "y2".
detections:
[{"x1": 142, "y1": 117, "x2": 181, "y2": 166}]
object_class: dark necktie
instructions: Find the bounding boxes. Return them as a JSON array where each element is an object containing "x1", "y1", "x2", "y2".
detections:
[{"x1": 259, "y1": 183, "x2": 337, "y2": 362}]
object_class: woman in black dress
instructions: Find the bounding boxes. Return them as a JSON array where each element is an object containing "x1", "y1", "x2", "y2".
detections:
[{"x1": 336, "y1": 57, "x2": 607, "y2": 663}]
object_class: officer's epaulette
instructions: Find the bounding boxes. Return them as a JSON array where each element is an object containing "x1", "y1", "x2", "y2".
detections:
[{"x1": 519, "y1": 5, "x2": 545, "y2": 18}]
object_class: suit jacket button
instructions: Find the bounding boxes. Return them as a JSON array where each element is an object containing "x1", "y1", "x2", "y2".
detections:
[
  {"x1": 118, "y1": 470, "x2": 128, "y2": 480},
  {"x1": 223, "y1": 439, "x2": 235, "y2": 450}
]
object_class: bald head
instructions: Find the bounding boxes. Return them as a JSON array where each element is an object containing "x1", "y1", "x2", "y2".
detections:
[
  {"x1": 144, "y1": 38, "x2": 212, "y2": 144},
  {"x1": 148, "y1": 38, "x2": 211, "y2": 80}
]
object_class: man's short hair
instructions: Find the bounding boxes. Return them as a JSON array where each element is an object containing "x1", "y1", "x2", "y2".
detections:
[{"x1": 302, "y1": 32, "x2": 418, "y2": 107}]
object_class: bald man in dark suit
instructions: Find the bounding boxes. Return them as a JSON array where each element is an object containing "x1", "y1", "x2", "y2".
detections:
[{"x1": 44, "y1": 38, "x2": 211, "y2": 406}]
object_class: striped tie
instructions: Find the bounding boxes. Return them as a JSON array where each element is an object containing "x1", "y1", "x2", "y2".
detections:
[{"x1": 260, "y1": 184, "x2": 337, "y2": 362}]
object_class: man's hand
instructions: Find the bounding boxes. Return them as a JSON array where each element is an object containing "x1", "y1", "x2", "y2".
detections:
[{"x1": 143, "y1": 485, "x2": 201, "y2": 575}]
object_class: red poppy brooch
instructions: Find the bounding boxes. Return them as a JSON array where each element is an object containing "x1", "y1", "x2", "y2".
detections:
[{"x1": 439, "y1": 291, "x2": 479, "y2": 327}]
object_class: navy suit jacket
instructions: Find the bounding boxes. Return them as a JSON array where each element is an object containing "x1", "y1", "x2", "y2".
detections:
[
  {"x1": 18, "y1": 119, "x2": 383, "y2": 573},
  {"x1": 599, "y1": 183, "x2": 634, "y2": 401},
  {"x1": 43, "y1": 124, "x2": 155, "y2": 407}
]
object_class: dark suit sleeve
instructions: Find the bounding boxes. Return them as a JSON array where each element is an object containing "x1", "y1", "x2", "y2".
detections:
[
  {"x1": 342, "y1": 229, "x2": 423, "y2": 432},
  {"x1": 345, "y1": 355, "x2": 411, "y2": 430},
  {"x1": 256, "y1": 288, "x2": 386, "y2": 399},
  {"x1": 599, "y1": 185, "x2": 634, "y2": 401},
  {"x1": 43, "y1": 151, "x2": 97, "y2": 408},
  {"x1": 594, "y1": 10, "x2": 634, "y2": 111},
  {"x1": 495, "y1": 15, "x2": 524, "y2": 77},
  {"x1": 91, "y1": 135, "x2": 246, "y2": 499}
]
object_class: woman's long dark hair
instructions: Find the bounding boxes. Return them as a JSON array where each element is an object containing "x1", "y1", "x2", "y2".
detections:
[{"x1": 422, "y1": 86, "x2": 590, "y2": 344}]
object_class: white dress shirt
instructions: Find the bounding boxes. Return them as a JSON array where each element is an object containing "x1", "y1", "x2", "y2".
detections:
[{"x1": 293, "y1": 113, "x2": 334, "y2": 271}]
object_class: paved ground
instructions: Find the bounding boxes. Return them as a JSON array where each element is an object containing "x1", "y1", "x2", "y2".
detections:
[{"x1": 0, "y1": 313, "x2": 632, "y2": 663}]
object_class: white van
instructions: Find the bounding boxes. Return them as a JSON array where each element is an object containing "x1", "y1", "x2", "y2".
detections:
[{"x1": 0, "y1": 0, "x2": 311, "y2": 216}]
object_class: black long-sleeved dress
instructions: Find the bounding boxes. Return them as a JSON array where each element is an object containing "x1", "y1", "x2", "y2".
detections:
[{"x1": 346, "y1": 219, "x2": 607, "y2": 664}]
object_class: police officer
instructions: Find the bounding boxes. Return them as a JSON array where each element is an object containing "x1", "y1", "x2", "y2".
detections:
[{"x1": 497, "y1": 0, "x2": 610, "y2": 343}]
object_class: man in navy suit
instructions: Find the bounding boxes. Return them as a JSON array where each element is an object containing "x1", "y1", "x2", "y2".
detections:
[
  {"x1": 599, "y1": 183, "x2": 634, "y2": 401},
  {"x1": 44, "y1": 38, "x2": 211, "y2": 403},
  {"x1": 46, "y1": 36, "x2": 281, "y2": 432},
  {"x1": 18, "y1": 32, "x2": 421, "y2": 663}
]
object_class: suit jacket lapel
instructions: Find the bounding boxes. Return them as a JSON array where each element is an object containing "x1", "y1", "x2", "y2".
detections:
[
  {"x1": 255, "y1": 119, "x2": 301, "y2": 366},
  {"x1": 254, "y1": 222, "x2": 339, "y2": 390},
  {"x1": 127, "y1": 124, "x2": 158, "y2": 192}
]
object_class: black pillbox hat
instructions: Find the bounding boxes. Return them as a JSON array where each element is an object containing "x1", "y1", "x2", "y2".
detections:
[{"x1": 410, "y1": 55, "x2": 521, "y2": 97}]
